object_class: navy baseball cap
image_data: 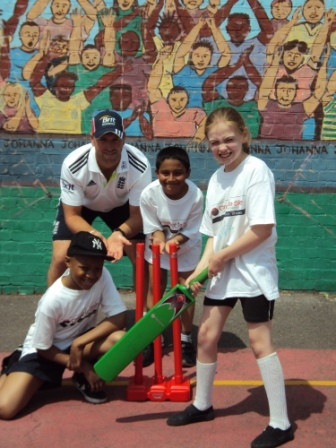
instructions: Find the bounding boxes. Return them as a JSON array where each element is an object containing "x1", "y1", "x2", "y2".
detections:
[
  {"x1": 91, "y1": 109, "x2": 124, "y2": 139},
  {"x1": 67, "y1": 231, "x2": 113, "y2": 260}
]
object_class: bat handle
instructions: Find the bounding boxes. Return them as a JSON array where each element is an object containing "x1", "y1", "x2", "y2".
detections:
[{"x1": 189, "y1": 267, "x2": 208, "y2": 286}]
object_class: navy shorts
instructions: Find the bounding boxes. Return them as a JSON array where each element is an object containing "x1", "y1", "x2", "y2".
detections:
[
  {"x1": 5, "y1": 351, "x2": 68, "y2": 387},
  {"x1": 203, "y1": 295, "x2": 275, "y2": 323},
  {"x1": 52, "y1": 201, "x2": 144, "y2": 241}
]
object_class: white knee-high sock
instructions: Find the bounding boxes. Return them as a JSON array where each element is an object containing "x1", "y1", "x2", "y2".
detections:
[
  {"x1": 193, "y1": 360, "x2": 217, "y2": 411},
  {"x1": 257, "y1": 352, "x2": 291, "y2": 430}
]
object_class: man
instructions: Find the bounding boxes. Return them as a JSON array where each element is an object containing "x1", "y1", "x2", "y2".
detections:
[
  {"x1": 257, "y1": 44, "x2": 328, "y2": 140},
  {"x1": 47, "y1": 109, "x2": 152, "y2": 285}
]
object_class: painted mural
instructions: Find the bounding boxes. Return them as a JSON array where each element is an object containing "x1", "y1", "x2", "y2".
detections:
[{"x1": 0, "y1": 0, "x2": 335, "y2": 142}]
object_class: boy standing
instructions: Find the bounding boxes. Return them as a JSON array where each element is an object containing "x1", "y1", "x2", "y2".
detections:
[
  {"x1": 140, "y1": 146, "x2": 203, "y2": 367},
  {"x1": 0, "y1": 231, "x2": 126, "y2": 420}
]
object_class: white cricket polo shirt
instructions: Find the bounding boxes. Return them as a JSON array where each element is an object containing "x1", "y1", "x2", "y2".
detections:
[{"x1": 60, "y1": 143, "x2": 152, "y2": 212}]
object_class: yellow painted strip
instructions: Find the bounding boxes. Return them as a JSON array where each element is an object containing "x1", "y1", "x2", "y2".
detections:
[{"x1": 63, "y1": 379, "x2": 336, "y2": 387}]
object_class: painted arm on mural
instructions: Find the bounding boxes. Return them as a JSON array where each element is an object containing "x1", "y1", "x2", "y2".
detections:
[
  {"x1": 173, "y1": 17, "x2": 229, "y2": 74},
  {"x1": 207, "y1": 17, "x2": 231, "y2": 67},
  {"x1": 310, "y1": 9, "x2": 336, "y2": 66},
  {"x1": 246, "y1": 0, "x2": 274, "y2": 45},
  {"x1": 100, "y1": 8, "x2": 116, "y2": 67},
  {"x1": 123, "y1": 102, "x2": 153, "y2": 140},
  {"x1": 2, "y1": 0, "x2": 29, "y2": 39},
  {"x1": 148, "y1": 49, "x2": 167, "y2": 104},
  {"x1": 68, "y1": 8, "x2": 115, "y2": 67},
  {"x1": 257, "y1": 46, "x2": 283, "y2": 111},
  {"x1": 265, "y1": 6, "x2": 301, "y2": 67},
  {"x1": 145, "y1": 0, "x2": 164, "y2": 36},
  {"x1": 202, "y1": 45, "x2": 262, "y2": 102},
  {"x1": 0, "y1": 36, "x2": 11, "y2": 80},
  {"x1": 141, "y1": 11, "x2": 158, "y2": 65},
  {"x1": 302, "y1": 45, "x2": 329, "y2": 116}
]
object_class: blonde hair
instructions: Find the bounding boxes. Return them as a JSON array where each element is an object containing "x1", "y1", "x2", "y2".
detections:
[
  {"x1": 205, "y1": 107, "x2": 251, "y2": 154},
  {"x1": 0, "y1": 82, "x2": 25, "y2": 113}
]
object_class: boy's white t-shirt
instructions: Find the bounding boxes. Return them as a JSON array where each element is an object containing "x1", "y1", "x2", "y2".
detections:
[
  {"x1": 21, "y1": 267, "x2": 127, "y2": 357},
  {"x1": 140, "y1": 179, "x2": 204, "y2": 271},
  {"x1": 201, "y1": 155, "x2": 279, "y2": 301}
]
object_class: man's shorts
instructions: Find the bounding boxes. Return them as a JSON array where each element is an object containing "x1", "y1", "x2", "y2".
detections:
[
  {"x1": 52, "y1": 201, "x2": 144, "y2": 241},
  {"x1": 203, "y1": 295, "x2": 275, "y2": 323}
]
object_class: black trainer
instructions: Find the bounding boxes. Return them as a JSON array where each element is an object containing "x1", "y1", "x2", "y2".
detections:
[
  {"x1": 142, "y1": 342, "x2": 154, "y2": 367},
  {"x1": 251, "y1": 425, "x2": 294, "y2": 448},
  {"x1": 73, "y1": 373, "x2": 107, "y2": 404},
  {"x1": 181, "y1": 341, "x2": 196, "y2": 367},
  {"x1": 167, "y1": 404, "x2": 215, "y2": 426}
]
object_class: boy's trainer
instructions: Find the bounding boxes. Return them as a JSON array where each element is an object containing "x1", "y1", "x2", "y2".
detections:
[{"x1": 73, "y1": 373, "x2": 107, "y2": 404}]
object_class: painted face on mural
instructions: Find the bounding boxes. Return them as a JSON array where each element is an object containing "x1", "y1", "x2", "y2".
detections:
[
  {"x1": 50, "y1": 37, "x2": 69, "y2": 58},
  {"x1": 226, "y1": 77, "x2": 248, "y2": 105},
  {"x1": 182, "y1": 0, "x2": 203, "y2": 11},
  {"x1": 119, "y1": 31, "x2": 140, "y2": 56},
  {"x1": 81, "y1": 48, "x2": 101, "y2": 71},
  {"x1": 283, "y1": 47, "x2": 305, "y2": 71},
  {"x1": 191, "y1": 46, "x2": 212, "y2": 71},
  {"x1": 110, "y1": 85, "x2": 132, "y2": 111},
  {"x1": 167, "y1": 90, "x2": 188, "y2": 116},
  {"x1": 3, "y1": 84, "x2": 21, "y2": 108},
  {"x1": 275, "y1": 81, "x2": 297, "y2": 107},
  {"x1": 116, "y1": 0, "x2": 135, "y2": 11},
  {"x1": 54, "y1": 76, "x2": 76, "y2": 101},
  {"x1": 159, "y1": 21, "x2": 181, "y2": 45},
  {"x1": 271, "y1": 0, "x2": 292, "y2": 20},
  {"x1": 19, "y1": 24, "x2": 39, "y2": 51},
  {"x1": 226, "y1": 16, "x2": 250, "y2": 44},
  {"x1": 51, "y1": 0, "x2": 71, "y2": 21},
  {"x1": 302, "y1": 0, "x2": 325, "y2": 24}
]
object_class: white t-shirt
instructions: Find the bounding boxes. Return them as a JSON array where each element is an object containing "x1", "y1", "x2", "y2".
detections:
[
  {"x1": 201, "y1": 155, "x2": 279, "y2": 301},
  {"x1": 140, "y1": 179, "x2": 203, "y2": 271},
  {"x1": 60, "y1": 143, "x2": 152, "y2": 212},
  {"x1": 21, "y1": 267, "x2": 127, "y2": 357}
]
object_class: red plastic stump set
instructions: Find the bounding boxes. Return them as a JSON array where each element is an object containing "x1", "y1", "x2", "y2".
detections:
[{"x1": 126, "y1": 242, "x2": 191, "y2": 402}]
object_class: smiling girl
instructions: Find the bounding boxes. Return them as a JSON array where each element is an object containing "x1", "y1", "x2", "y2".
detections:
[{"x1": 167, "y1": 108, "x2": 294, "y2": 448}]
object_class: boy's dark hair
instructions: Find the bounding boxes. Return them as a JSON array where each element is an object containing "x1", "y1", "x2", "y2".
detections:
[
  {"x1": 155, "y1": 146, "x2": 191, "y2": 171},
  {"x1": 283, "y1": 39, "x2": 308, "y2": 55},
  {"x1": 167, "y1": 85, "x2": 189, "y2": 104}
]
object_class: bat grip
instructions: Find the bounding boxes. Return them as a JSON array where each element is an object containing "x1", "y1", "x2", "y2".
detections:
[{"x1": 189, "y1": 267, "x2": 208, "y2": 286}]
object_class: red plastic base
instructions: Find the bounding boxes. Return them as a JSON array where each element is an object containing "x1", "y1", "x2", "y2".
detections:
[
  {"x1": 127, "y1": 375, "x2": 191, "y2": 402},
  {"x1": 126, "y1": 376, "x2": 153, "y2": 401},
  {"x1": 165, "y1": 376, "x2": 191, "y2": 402},
  {"x1": 147, "y1": 380, "x2": 168, "y2": 401}
]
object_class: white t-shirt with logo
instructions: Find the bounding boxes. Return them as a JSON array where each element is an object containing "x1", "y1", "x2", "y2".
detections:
[
  {"x1": 60, "y1": 143, "x2": 152, "y2": 212},
  {"x1": 21, "y1": 267, "x2": 127, "y2": 357},
  {"x1": 140, "y1": 179, "x2": 204, "y2": 271},
  {"x1": 201, "y1": 155, "x2": 279, "y2": 301}
]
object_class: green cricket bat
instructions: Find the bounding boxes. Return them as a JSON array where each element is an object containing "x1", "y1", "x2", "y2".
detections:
[{"x1": 94, "y1": 267, "x2": 208, "y2": 382}]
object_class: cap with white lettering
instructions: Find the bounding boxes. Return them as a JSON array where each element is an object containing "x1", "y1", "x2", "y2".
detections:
[
  {"x1": 91, "y1": 109, "x2": 124, "y2": 139},
  {"x1": 67, "y1": 231, "x2": 113, "y2": 260}
]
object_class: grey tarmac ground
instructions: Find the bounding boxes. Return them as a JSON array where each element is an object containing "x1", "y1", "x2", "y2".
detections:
[{"x1": 0, "y1": 289, "x2": 335, "y2": 352}]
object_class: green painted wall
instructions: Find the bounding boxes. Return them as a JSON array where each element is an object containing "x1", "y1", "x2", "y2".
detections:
[{"x1": 0, "y1": 187, "x2": 335, "y2": 294}]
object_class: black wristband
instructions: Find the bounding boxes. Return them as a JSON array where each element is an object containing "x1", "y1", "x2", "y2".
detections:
[{"x1": 115, "y1": 227, "x2": 127, "y2": 238}]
